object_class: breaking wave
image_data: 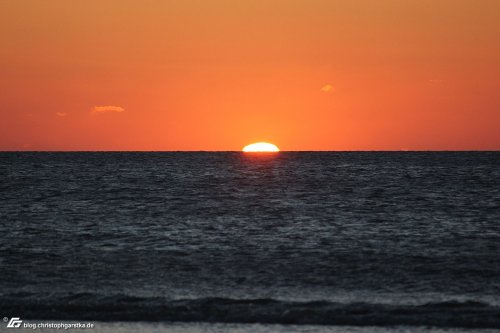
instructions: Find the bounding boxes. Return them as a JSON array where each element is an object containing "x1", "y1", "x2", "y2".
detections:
[{"x1": 2, "y1": 293, "x2": 500, "y2": 328}]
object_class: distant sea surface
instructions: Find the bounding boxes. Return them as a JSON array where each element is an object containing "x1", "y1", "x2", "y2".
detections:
[{"x1": 1, "y1": 152, "x2": 500, "y2": 330}]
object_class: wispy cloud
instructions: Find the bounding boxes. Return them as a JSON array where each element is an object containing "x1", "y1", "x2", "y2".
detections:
[
  {"x1": 428, "y1": 79, "x2": 443, "y2": 84},
  {"x1": 55, "y1": 112, "x2": 67, "y2": 117},
  {"x1": 92, "y1": 105, "x2": 125, "y2": 113},
  {"x1": 320, "y1": 84, "x2": 334, "y2": 93}
]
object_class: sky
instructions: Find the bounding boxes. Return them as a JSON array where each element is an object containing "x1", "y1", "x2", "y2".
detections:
[{"x1": 1, "y1": 0, "x2": 499, "y2": 151}]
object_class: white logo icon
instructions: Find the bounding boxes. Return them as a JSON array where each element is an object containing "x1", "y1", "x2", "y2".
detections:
[{"x1": 6, "y1": 317, "x2": 22, "y2": 328}]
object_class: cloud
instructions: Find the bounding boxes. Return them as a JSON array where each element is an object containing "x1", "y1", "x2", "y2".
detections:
[
  {"x1": 92, "y1": 105, "x2": 125, "y2": 113},
  {"x1": 55, "y1": 112, "x2": 67, "y2": 117},
  {"x1": 428, "y1": 79, "x2": 443, "y2": 84},
  {"x1": 320, "y1": 84, "x2": 334, "y2": 92}
]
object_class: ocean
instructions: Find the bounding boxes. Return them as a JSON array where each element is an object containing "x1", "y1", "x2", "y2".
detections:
[{"x1": 1, "y1": 152, "x2": 500, "y2": 332}]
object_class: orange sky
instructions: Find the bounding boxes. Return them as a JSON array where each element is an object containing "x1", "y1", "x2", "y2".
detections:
[{"x1": 1, "y1": 0, "x2": 499, "y2": 151}]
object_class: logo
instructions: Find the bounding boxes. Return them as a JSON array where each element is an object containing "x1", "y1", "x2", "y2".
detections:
[{"x1": 6, "y1": 317, "x2": 22, "y2": 328}]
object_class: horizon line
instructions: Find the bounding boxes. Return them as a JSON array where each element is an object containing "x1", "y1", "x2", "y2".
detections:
[{"x1": 1, "y1": 150, "x2": 499, "y2": 153}]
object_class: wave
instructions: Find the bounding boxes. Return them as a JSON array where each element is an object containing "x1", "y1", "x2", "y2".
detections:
[{"x1": 2, "y1": 293, "x2": 500, "y2": 328}]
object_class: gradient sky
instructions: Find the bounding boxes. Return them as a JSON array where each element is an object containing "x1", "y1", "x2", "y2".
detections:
[{"x1": 1, "y1": 0, "x2": 499, "y2": 151}]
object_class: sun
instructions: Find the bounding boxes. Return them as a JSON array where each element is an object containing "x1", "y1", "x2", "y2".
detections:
[{"x1": 242, "y1": 142, "x2": 280, "y2": 152}]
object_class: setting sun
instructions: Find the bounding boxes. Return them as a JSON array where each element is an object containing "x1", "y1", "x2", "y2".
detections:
[{"x1": 242, "y1": 142, "x2": 280, "y2": 153}]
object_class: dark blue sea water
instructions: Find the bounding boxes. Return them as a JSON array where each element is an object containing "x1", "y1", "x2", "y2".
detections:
[{"x1": 1, "y1": 152, "x2": 500, "y2": 329}]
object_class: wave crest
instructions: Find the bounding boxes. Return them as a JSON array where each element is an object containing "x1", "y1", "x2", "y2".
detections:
[{"x1": 2, "y1": 294, "x2": 499, "y2": 328}]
